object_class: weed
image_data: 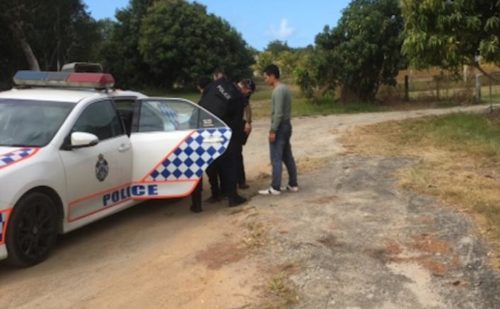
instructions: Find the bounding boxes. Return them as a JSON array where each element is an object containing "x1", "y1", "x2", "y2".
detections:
[
  {"x1": 242, "y1": 221, "x2": 267, "y2": 250},
  {"x1": 267, "y1": 272, "x2": 300, "y2": 306}
]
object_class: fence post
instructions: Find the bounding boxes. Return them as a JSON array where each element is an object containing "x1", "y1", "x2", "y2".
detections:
[
  {"x1": 404, "y1": 75, "x2": 409, "y2": 101},
  {"x1": 489, "y1": 77, "x2": 493, "y2": 112},
  {"x1": 435, "y1": 75, "x2": 440, "y2": 100},
  {"x1": 475, "y1": 74, "x2": 482, "y2": 103}
]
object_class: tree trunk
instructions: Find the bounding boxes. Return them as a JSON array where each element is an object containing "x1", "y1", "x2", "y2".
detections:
[{"x1": 9, "y1": 21, "x2": 40, "y2": 71}]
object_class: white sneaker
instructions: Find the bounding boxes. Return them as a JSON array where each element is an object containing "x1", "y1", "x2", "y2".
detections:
[
  {"x1": 281, "y1": 185, "x2": 299, "y2": 192},
  {"x1": 258, "y1": 187, "x2": 281, "y2": 195}
]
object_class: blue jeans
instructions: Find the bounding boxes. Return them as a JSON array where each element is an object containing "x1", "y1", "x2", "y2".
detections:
[{"x1": 270, "y1": 121, "x2": 298, "y2": 191}]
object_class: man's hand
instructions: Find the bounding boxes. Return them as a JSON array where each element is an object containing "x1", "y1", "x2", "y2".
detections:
[
  {"x1": 269, "y1": 132, "x2": 276, "y2": 143},
  {"x1": 244, "y1": 122, "x2": 252, "y2": 135}
]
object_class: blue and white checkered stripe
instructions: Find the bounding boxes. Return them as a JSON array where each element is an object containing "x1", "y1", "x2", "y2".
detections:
[
  {"x1": 0, "y1": 148, "x2": 36, "y2": 169},
  {"x1": 158, "y1": 104, "x2": 179, "y2": 129},
  {"x1": 147, "y1": 128, "x2": 231, "y2": 181},
  {"x1": 0, "y1": 212, "x2": 5, "y2": 243}
]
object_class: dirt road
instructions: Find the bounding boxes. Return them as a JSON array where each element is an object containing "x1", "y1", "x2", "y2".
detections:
[{"x1": 1, "y1": 104, "x2": 499, "y2": 308}]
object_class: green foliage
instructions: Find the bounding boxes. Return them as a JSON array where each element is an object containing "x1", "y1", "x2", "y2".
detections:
[
  {"x1": 254, "y1": 51, "x2": 275, "y2": 75},
  {"x1": 265, "y1": 40, "x2": 293, "y2": 56},
  {"x1": 402, "y1": 0, "x2": 500, "y2": 70},
  {"x1": 313, "y1": 0, "x2": 405, "y2": 101},
  {"x1": 0, "y1": 0, "x2": 102, "y2": 88},
  {"x1": 401, "y1": 112, "x2": 500, "y2": 159},
  {"x1": 293, "y1": 49, "x2": 331, "y2": 100},
  {"x1": 100, "y1": 0, "x2": 155, "y2": 88},
  {"x1": 0, "y1": 0, "x2": 101, "y2": 71},
  {"x1": 137, "y1": 0, "x2": 254, "y2": 88}
]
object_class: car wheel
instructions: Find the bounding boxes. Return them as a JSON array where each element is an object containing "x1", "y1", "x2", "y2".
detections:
[{"x1": 6, "y1": 192, "x2": 58, "y2": 267}]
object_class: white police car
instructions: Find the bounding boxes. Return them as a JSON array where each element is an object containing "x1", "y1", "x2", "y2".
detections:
[{"x1": 0, "y1": 70, "x2": 231, "y2": 266}]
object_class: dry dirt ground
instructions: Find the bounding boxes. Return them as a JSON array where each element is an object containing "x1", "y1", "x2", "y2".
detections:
[{"x1": 1, "y1": 104, "x2": 499, "y2": 308}]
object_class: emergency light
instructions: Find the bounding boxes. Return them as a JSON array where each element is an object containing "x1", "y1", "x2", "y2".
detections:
[{"x1": 13, "y1": 70, "x2": 115, "y2": 89}]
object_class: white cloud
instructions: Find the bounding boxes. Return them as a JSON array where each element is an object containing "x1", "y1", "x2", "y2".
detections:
[{"x1": 269, "y1": 19, "x2": 295, "y2": 40}]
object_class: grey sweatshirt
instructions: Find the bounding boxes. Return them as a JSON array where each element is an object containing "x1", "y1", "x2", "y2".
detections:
[{"x1": 270, "y1": 83, "x2": 292, "y2": 133}]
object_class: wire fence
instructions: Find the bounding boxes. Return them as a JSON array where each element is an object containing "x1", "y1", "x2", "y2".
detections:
[{"x1": 378, "y1": 69, "x2": 500, "y2": 105}]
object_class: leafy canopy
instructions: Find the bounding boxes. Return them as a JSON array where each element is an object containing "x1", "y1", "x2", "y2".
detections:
[
  {"x1": 138, "y1": 0, "x2": 254, "y2": 87},
  {"x1": 402, "y1": 0, "x2": 500, "y2": 70},
  {"x1": 310, "y1": 0, "x2": 405, "y2": 101}
]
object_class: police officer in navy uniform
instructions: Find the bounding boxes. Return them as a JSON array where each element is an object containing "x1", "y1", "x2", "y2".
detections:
[
  {"x1": 199, "y1": 68, "x2": 247, "y2": 207},
  {"x1": 189, "y1": 76, "x2": 213, "y2": 213},
  {"x1": 235, "y1": 79, "x2": 255, "y2": 189}
]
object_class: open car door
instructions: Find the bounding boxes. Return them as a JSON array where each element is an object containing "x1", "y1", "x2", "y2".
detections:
[{"x1": 128, "y1": 98, "x2": 231, "y2": 200}]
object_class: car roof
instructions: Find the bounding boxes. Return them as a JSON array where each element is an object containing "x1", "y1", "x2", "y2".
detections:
[{"x1": 0, "y1": 88, "x2": 146, "y2": 103}]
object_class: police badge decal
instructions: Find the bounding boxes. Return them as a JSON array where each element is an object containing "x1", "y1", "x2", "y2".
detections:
[{"x1": 95, "y1": 154, "x2": 109, "y2": 182}]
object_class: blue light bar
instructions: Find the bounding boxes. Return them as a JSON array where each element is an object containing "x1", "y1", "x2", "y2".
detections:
[{"x1": 13, "y1": 70, "x2": 114, "y2": 89}]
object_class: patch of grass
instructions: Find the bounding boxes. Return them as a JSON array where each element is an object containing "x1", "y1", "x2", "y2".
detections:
[
  {"x1": 342, "y1": 111, "x2": 500, "y2": 268},
  {"x1": 267, "y1": 272, "x2": 300, "y2": 306},
  {"x1": 399, "y1": 112, "x2": 500, "y2": 159},
  {"x1": 242, "y1": 221, "x2": 267, "y2": 250}
]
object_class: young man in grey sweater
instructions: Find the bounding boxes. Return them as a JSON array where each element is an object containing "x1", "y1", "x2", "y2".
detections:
[{"x1": 259, "y1": 64, "x2": 299, "y2": 195}]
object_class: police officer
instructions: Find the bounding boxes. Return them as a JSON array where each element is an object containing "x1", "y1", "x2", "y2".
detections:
[
  {"x1": 189, "y1": 76, "x2": 213, "y2": 213},
  {"x1": 199, "y1": 68, "x2": 247, "y2": 207},
  {"x1": 235, "y1": 79, "x2": 255, "y2": 189}
]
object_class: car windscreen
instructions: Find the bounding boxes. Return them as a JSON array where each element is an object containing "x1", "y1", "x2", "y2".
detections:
[{"x1": 0, "y1": 99, "x2": 74, "y2": 147}]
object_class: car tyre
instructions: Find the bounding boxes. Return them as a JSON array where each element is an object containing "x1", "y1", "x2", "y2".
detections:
[{"x1": 6, "y1": 192, "x2": 58, "y2": 267}]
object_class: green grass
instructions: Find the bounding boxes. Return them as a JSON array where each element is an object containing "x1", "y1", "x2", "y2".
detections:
[
  {"x1": 137, "y1": 81, "x2": 499, "y2": 120},
  {"x1": 399, "y1": 112, "x2": 500, "y2": 160},
  {"x1": 346, "y1": 111, "x2": 500, "y2": 267},
  {"x1": 293, "y1": 98, "x2": 387, "y2": 116}
]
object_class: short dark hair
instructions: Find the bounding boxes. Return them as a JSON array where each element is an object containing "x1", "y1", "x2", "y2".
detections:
[
  {"x1": 264, "y1": 64, "x2": 280, "y2": 79},
  {"x1": 212, "y1": 67, "x2": 226, "y2": 79},
  {"x1": 197, "y1": 76, "x2": 212, "y2": 90},
  {"x1": 240, "y1": 78, "x2": 256, "y2": 92}
]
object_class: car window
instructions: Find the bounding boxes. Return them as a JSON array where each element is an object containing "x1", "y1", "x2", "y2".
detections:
[
  {"x1": 0, "y1": 99, "x2": 73, "y2": 147},
  {"x1": 138, "y1": 99, "x2": 225, "y2": 132},
  {"x1": 114, "y1": 99, "x2": 137, "y2": 135},
  {"x1": 72, "y1": 100, "x2": 124, "y2": 140}
]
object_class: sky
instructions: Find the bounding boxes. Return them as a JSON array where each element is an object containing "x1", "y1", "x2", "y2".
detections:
[{"x1": 83, "y1": 0, "x2": 351, "y2": 50}]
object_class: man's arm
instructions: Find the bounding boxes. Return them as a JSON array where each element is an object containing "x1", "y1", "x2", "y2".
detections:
[
  {"x1": 244, "y1": 103, "x2": 252, "y2": 135},
  {"x1": 269, "y1": 86, "x2": 285, "y2": 143},
  {"x1": 270, "y1": 87, "x2": 285, "y2": 133}
]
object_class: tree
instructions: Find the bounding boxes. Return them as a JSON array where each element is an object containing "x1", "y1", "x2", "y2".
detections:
[
  {"x1": 402, "y1": 0, "x2": 500, "y2": 76},
  {"x1": 314, "y1": 0, "x2": 405, "y2": 101},
  {"x1": 0, "y1": 0, "x2": 40, "y2": 70},
  {"x1": 138, "y1": 0, "x2": 254, "y2": 88},
  {"x1": 100, "y1": 0, "x2": 155, "y2": 88},
  {"x1": 0, "y1": 0, "x2": 101, "y2": 71},
  {"x1": 254, "y1": 51, "x2": 275, "y2": 75},
  {"x1": 265, "y1": 40, "x2": 293, "y2": 55},
  {"x1": 0, "y1": 16, "x2": 27, "y2": 89}
]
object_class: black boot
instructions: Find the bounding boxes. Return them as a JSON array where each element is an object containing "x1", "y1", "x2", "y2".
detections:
[
  {"x1": 228, "y1": 194, "x2": 247, "y2": 207},
  {"x1": 190, "y1": 205, "x2": 203, "y2": 213}
]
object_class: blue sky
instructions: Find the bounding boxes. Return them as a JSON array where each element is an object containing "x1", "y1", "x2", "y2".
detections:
[{"x1": 83, "y1": 0, "x2": 351, "y2": 50}]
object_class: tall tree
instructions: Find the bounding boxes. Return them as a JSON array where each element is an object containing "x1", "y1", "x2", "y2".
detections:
[
  {"x1": 0, "y1": 17, "x2": 27, "y2": 89},
  {"x1": 314, "y1": 0, "x2": 405, "y2": 101},
  {"x1": 0, "y1": 0, "x2": 101, "y2": 71},
  {"x1": 138, "y1": 0, "x2": 254, "y2": 87},
  {"x1": 265, "y1": 40, "x2": 293, "y2": 55},
  {"x1": 0, "y1": 0, "x2": 40, "y2": 70},
  {"x1": 402, "y1": 0, "x2": 500, "y2": 76},
  {"x1": 33, "y1": 0, "x2": 102, "y2": 70},
  {"x1": 100, "y1": 0, "x2": 155, "y2": 88}
]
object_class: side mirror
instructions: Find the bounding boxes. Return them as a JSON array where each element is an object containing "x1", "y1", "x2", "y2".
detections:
[{"x1": 71, "y1": 132, "x2": 98, "y2": 148}]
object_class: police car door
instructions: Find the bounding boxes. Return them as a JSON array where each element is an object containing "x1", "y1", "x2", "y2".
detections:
[
  {"x1": 59, "y1": 100, "x2": 133, "y2": 225},
  {"x1": 129, "y1": 98, "x2": 231, "y2": 200}
]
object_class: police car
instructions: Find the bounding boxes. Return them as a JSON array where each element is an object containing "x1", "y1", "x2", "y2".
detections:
[{"x1": 0, "y1": 70, "x2": 231, "y2": 266}]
